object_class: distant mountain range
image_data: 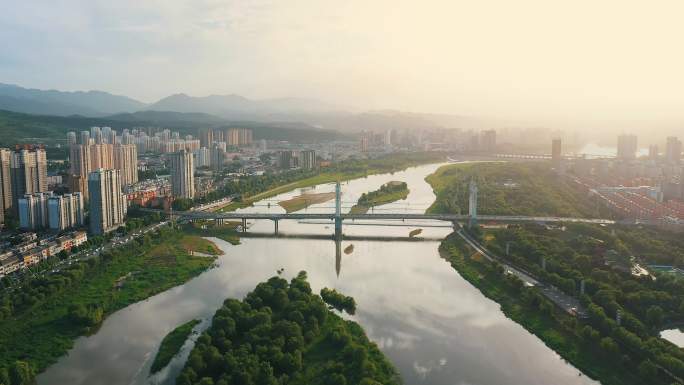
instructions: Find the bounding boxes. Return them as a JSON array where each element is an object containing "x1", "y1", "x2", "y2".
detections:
[
  {"x1": 0, "y1": 83, "x2": 146, "y2": 116},
  {"x1": 0, "y1": 82, "x2": 496, "y2": 132}
]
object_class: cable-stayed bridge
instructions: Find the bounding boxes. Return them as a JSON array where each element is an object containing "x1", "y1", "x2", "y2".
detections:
[{"x1": 156, "y1": 181, "x2": 615, "y2": 234}]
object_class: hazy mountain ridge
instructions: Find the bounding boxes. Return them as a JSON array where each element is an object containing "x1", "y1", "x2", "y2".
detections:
[
  {"x1": 0, "y1": 83, "x2": 499, "y2": 132},
  {"x1": 0, "y1": 83, "x2": 147, "y2": 116}
]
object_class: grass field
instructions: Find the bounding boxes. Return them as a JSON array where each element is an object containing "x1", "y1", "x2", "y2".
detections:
[{"x1": 150, "y1": 319, "x2": 201, "y2": 374}]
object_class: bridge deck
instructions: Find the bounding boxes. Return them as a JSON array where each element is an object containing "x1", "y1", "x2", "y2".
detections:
[{"x1": 160, "y1": 209, "x2": 614, "y2": 225}]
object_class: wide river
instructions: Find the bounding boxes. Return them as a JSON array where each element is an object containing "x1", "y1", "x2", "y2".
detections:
[{"x1": 38, "y1": 163, "x2": 598, "y2": 385}]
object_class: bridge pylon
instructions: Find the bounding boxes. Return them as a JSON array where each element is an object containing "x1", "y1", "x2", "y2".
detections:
[{"x1": 334, "y1": 181, "x2": 342, "y2": 237}]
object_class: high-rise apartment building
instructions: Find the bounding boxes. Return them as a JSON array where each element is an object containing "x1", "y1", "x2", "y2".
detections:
[
  {"x1": 69, "y1": 144, "x2": 91, "y2": 197},
  {"x1": 18, "y1": 192, "x2": 51, "y2": 230},
  {"x1": 211, "y1": 143, "x2": 226, "y2": 170},
  {"x1": 10, "y1": 146, "x2": 48, "y2": 210},
  {"x1": 226, "y1": 128, "x2": 253, "y2": 147},
  {"x1": 66, "y1": 131, "x2": 77, "y2": 145},
  {"x1": 169, "y1": 150, "x2": 195, "y2": 199},
  {"x1": 79, "y1": 130, "x2": 91, "y2": 145},
  {"x1": 200, "y1": 130, "x2": 214, "y2": 147},
  {"x1": 48, "y1": 193, "x2": 84, "y2": 231},
  {"x1": 194, "y1": 147, "x2": 211, "y2": 168},
  {"x1": 90, "y1": 144, "x2": 114, "y2": 170},
  {"x1": 648, "y1": 145, "x2": 659, "y2": 160},
  {"x1": 480, "y1": 130, "x2": 497, "y2": 152},
  {"x1": 91, "y1": 126, "x2": 103, "y2": 144},
  {"x1": 88, "y1": 169, "x2": 127, "y2": 235},
  {"x1": 360, "y1": 132, "x2": 370, "y2": 152},
  {"x1": 665, "y1": 136, "x2": 682, "y2": 164},
  {"x1": 0, "y1": 148, "x2": 12, "y2": 214},
  {"x1": 299, "y1": 150, "x2": 316, "y2": 169},
  {"x1": 278, "y1": 150, "x2": 298, "y2": 169},
  {"x1": 617, "y1": 134, "x2": 638, "y2": 160},
  {"x1": 113, "y1": 144, "x2": 138, "y2": 187}
]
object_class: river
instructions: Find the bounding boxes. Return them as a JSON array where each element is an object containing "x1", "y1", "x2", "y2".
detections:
[{"x1": 37, "y1": 163, "x2": 598, "y2": 385}]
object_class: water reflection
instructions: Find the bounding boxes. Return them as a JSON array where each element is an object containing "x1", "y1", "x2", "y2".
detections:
[{"x1": 37, "y1": 163, "x2": 598, "y2": 385}]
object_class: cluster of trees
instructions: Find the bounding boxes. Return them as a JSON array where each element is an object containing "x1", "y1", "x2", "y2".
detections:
[
  {"x1": 426, "y1": 162, "x2": 600, "y2": 217},
  {"x1": 176, "y1": 272, "x2": 398, "y2": 385},
  {"x1": 195, "y1": 168, "x2": 319, "y2": 205},
  {"x1": 0, "y1": 361, "x2": 35, "y2": 385},
  {"x1": 477, "y1": 223, "x2": 684, "y2": 384},
  {"x1": 0, "y1": 261, "x2": 92, "y2": 321},
  {"x1": 68, "y1": 303, "x2": 104, "y2": 329},
  {"x1": 357, "y1": 181, "x2": 408, "y2": 207},
  {"x1": 138, "y1": 168, "x2": 169, "y2": 181},
  {"x1": 444, "y1": 233, "x2": 682, "y2": 385},
  {"x1": 320, "y1": 288, "x2": 356, "y2": 315}
]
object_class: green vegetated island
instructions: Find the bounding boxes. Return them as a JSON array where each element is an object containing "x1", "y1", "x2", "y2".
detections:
[
  {"x1": 427, "y1": 162, "x2": 684, "y2": 385},
  {"x1": 176, "y1": 272, "x2": 399, "y2": 385},
  {"x1": 151, "y1": 319, "x2": 202, "y2": 374},
  {"x1": 350, "y1": 181, "x2": 409, "y2": 214},
  {"x1": 0, "y1": 224, "x2": 224, "y2": 385}
]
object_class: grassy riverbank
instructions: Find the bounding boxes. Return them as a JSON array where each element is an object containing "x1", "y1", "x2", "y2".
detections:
[
  {"x1": 183, "y1": 222, "x2": 241, "y2": 245},
  {"x1": 218, "y1": 151, "x2": 444, "y2": 212},
  {"x1": 0, "y1": 227, "x2": 218, "y2": 382},
  {"x1": 425, "y1": 162, "x2": 601, "y2": 217},
  {"x1": 350, "y1": 180, "x2": 409, "y2": 214},
  {"x1": 176, "y1": 272, "x2": 399, "y2": 385},
  {"x1": 439, "y1": 234, "x2": 645, "y2": 385},
  {"x1": 151, "y1": 319, "x2": 201, "y2": 374}
]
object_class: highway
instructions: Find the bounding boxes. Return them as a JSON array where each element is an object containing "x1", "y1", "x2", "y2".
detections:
[{"x1": 457, "y1": 230, "x2": 586, "y2": 317}]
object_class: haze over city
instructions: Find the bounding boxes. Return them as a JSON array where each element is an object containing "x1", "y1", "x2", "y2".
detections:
[{"x1": 3, "y1": 0, "x2": 684, "y2": 135}]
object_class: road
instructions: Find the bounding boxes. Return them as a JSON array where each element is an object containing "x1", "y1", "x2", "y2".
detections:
[{"x1": 457, "y1": 230, "x2": 586, "y2": 317}]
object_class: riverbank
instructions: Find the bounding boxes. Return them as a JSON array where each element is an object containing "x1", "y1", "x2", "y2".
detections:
[
  {"x1": 150, "y1": 319, "x2": 201, "y2": 374},
  {"x1": 0, "y1": 227, "x2": 218, "y2": 381},
  {"x1": 439, "y1": 234, "x2": 643, "y2": 385},
  {"x1": 350, "y1": 180, "x2": 409, "y2": 214}
]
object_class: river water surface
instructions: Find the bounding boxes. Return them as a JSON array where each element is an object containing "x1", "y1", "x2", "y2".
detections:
[{"x1": 38, "y1": 163, "x2": 598, "y2": 385}]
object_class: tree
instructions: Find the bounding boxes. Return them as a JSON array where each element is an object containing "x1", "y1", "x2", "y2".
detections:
[
  {"x1": 599, "y1": 337, "x2": 620, "y2": 356},
  {"x1": 646, "y1": 305, "x2": 665, "y2": 328},
  {"x1": 320, "y1": 288, "x2": 356, "y2": 315},
  {"x1": 638, "y1": 359, "x2": 658, "y2": 377},
  {"x1": 9, "y1": 361, "x2": 34, "y2": 385}
]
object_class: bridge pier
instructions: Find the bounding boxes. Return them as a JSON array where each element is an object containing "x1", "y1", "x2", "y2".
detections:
[
  {"x1": 241, "y1": 218, "x2": 247, "y2": 232},
  {"x1": 274, "y1": 219, "x2": 279, "y2": 235}
]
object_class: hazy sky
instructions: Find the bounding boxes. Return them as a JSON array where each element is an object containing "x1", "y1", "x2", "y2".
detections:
[{"x1": 3, "y1": 0, "x2": 684, "y2": 131}]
